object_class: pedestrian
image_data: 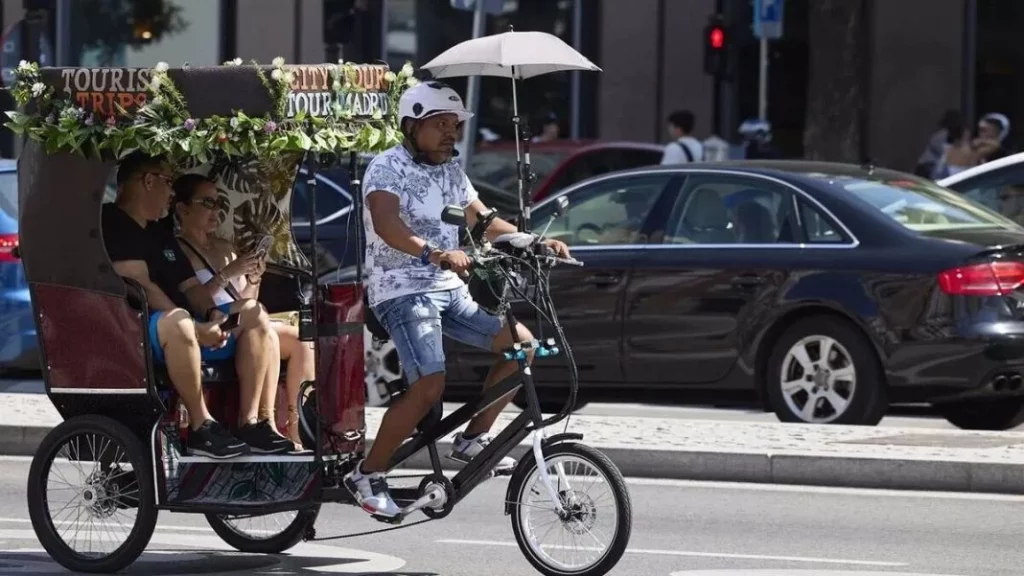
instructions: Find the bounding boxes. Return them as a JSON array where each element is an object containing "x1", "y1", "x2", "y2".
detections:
[
  {"x1": 660, "y1": 110, "x2": 704, "y2": 164},
  {"x1": 975, "y1": 112, "x2": 1011, "y2": 162},
  {"x1": 914, "y1": 109, "x2": 961, "y2": 178}
]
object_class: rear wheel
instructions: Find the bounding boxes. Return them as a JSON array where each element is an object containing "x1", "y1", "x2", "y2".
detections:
[
  {"x1": 206, "y1": 505, "x2": 320, "y2": 554},
  {"x1": 936, "y1": 399, "x2": 1024, "y2": 430},
  {"x1": 27, "y1": 414, "x2": 157, "y2": 573},
  {"x1": 765, "y1": 315, "x2": 887, "y2": 425},
  {"x1": 508, "y1": 442, "x2": 632, "y2": 576}
]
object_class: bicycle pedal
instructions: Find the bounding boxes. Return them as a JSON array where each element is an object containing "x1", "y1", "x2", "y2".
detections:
[
  {"x1": 493, "y1": 467, "x2": 514, "y2": 477},
  {"x1": 371, "y1": 513, "x2": 403, "y2": 525}
]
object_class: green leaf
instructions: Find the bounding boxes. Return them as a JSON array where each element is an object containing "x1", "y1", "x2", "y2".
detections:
[
  {"x1": 178, "y1": 138, "x2": 190, "y2": 152},
  {"x1": 295, "y1": 131, "x2": 312, "y2": 150}
]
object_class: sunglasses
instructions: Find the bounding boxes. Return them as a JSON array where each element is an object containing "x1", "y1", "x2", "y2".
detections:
[{"x1": 189, "y1": 197, "x2": 219, "y2": 210}]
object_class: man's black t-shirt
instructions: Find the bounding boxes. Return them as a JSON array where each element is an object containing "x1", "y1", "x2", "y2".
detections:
[{"x1": 101, "y1": 203, "x2": 196, "y2": 312}]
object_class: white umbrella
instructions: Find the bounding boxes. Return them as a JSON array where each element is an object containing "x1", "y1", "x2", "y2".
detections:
[
  {"x1": 419, "y1": 30, "x2": 601, "y2": 79},
  {"x1": 420, "y1": 29, "x2": 601, "y2": 231}
]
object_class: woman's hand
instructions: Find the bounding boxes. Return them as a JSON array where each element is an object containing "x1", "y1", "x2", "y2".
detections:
[
  {"x1": 195, "y1": 318, "x2": 229, "y2": 348},
  {"x1": 221, "y1": 251, "x2": 260, "y2": 279}
]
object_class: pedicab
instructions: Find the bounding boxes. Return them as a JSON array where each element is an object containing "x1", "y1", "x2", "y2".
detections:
[{"x1": 6, "y1": 56, "x2": 632, "y2": 576}]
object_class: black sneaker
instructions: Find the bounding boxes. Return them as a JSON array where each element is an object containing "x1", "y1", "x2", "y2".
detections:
[
  {"x1": 234, "y1": 420, "x2": 293, "y2": 454},
  {"x1": 188, "y1": 420, "x2": 249, "y2": 459}
]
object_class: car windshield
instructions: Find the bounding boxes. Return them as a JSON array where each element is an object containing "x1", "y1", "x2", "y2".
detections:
[
  {"x1": 466, "y1": 150, "x2": 567, "y2": 192},
  {"x1": 817, "y1": 174, "x2": 1022, "y2": 232},
  {"x1": 0, "y1": 171, "x2": 17, "y2": 233}
]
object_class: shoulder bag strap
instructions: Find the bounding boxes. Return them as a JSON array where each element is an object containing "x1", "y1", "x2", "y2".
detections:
[
  {"x1": 675, "y1": 140, "x2": 694, "y2": 162},
  {"x1": 177, "y1": 236, "x2": 243, "y2": 302}
]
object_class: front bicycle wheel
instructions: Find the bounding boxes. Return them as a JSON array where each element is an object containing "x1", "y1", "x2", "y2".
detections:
[{"x1": 508, "y1": 442, "x2": 632, "y2": 576}]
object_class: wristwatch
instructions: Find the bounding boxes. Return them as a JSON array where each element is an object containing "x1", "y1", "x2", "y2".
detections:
[{"x1": 420, "y1": 242, "x2": 436, "y2": 265}]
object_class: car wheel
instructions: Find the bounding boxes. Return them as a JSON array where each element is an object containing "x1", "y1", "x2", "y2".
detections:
[
  {"x1": 512, "y1": 388, "x2": 588, "y2": 414},
  {"x1": 766, "y1": 316, "x2": 887, "y2": 425},
  {"x1": 935, "y1": 399, "x2": 1024, "y2": 430},
  {"x1": 365, "y1": 327, "x2": 402, "y2": 407}
]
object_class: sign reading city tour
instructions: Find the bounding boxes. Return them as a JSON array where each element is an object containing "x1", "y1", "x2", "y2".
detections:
[{"x1": 285, "y1": 63, "x2": 391, "y2": 119}]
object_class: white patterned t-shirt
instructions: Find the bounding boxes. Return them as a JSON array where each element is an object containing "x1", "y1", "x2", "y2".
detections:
[{"x1": 361, "y1": 144, "x2": 479, "y2": 307}]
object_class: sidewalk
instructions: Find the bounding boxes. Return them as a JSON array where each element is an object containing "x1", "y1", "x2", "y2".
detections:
[{"x1": 4, "y1": 389, "x2": 1024, "y2": 494}]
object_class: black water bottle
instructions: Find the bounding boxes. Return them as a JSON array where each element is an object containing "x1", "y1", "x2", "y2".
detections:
[{"x1": 298, "y1": 304, "x2": 314, "y2": 342}]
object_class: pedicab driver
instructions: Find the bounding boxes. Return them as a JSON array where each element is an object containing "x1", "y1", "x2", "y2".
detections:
[
  {"x1": 345, "y1": 81, "x2": 570, "y2": 518},
  {"x1": 101, "y1": 152, "x2": 292, "y2": 459}
]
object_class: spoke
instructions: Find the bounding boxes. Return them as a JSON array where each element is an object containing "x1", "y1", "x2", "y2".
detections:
[
  {"x1": 782, "y1": 377, "x2": 810, "y2": 396},
  {"x1": 800, "y1": 394, "x2": 819, "y2": 421},
  {"x1": 825, "y1": 390, "x2": 849, "y2": 414},
  {"x1": 831, "y1": 365, "x2": 855, "y2": 382},
  {"x1": 819, "y1": 337, "x2": 837, "y2": 365},
  {"x1": 789, "y1": 343, "x2": 814, "y2": 373}
]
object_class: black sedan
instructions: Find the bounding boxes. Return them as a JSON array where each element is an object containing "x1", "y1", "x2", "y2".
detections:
[{"x1": 440, "y1": 160, "x2": 1024, "y2": 430}]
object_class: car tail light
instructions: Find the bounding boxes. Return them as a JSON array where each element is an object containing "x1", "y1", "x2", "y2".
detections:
[
  {"x1": 938, "y1": 261, "x2": 1024, "y2": 296},
  {"x1": 0, "y1": 233, "x2": 17, "y2": 263}
]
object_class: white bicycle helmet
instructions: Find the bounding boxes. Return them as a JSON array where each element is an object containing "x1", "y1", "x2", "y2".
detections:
[{"x1": 398, "y1": 81, "x2": 473, "y2": 125}]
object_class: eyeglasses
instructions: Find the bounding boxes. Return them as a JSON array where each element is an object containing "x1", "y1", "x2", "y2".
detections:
[{"x1": 190, "y1": 197, "x2": 219, "y2": 210}]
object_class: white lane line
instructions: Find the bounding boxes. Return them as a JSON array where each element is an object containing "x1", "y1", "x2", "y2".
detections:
[
  {"x1": 0, "y1": 517, "x2": 214, "y2": 534},
  {"x1": 434, "y1": 539, "x2": 906, "y2": 567}
]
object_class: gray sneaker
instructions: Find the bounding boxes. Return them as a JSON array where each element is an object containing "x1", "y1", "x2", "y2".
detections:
[
  {"x1": 343, "y1": 461, "x2": 401, "y2": 518},
  {"x1": 447, "y1": 432, "x2": 516, "y2": 472}
]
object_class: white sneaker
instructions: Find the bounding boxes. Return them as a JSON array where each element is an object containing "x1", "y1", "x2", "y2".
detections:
[
  {"x1": 447, "y1": 432, "x2": 516, "y2": 472},
  {"x1": 343, "y1": 461, "x2": 401, "y2": 517}
]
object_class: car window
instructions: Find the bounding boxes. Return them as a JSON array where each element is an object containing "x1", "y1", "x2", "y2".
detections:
[
  {"x1": 533, "y1": 174, "x2": 669, "y2": 246},
  {"x1": 944, "y1": 166, "x2": 1024, "y2": 223},
  {"x1": 663, "y1": 174, "x2": 797, "y2": 244},
  {"x1": 0, "y1": 171, "x2": 17, "y2": 232},
  {"x1": 291, "y1": 173, "x2": 352, "y2": 226},
  {"x1": 799, "y1": 200, "x2": 846, "y2": 243},
  {"x1": 821, "y1": 174, "x2": 1022, "y2": 232},
  {"x1": 467, "y1": 149, "x2": 566, "y2": 193}
]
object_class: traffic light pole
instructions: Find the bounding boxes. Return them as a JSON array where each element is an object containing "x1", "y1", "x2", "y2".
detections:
[{"x1": 758, "y1": 36, "x2": 768, "y2": 121}]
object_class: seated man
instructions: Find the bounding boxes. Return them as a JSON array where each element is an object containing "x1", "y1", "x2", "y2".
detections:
[{"x1": 101, "y1": 152, "x2": 292, "y2": 457}]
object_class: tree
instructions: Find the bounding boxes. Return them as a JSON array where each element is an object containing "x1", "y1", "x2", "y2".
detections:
[
  {"x1": 69, "y1": 0, "x2": 189, "y2": 65},
  {"x1": 802, "y1": 0, "x2": 869, "y2": 163}
]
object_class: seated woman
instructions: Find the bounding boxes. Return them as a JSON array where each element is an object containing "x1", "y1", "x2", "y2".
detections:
[{"x1": 171, "y1": 173, "x2": 315, "y2": 451}]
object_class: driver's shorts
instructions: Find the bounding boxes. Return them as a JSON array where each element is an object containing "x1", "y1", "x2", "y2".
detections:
[{"x1": 372, "y1": 284, "x2": 504, "y2": 384}]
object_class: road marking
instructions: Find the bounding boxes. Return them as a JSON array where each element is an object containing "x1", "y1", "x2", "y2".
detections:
[
  {"x1": 435, "y1": 539, "x2": 907, "y2": 567},
  {"x1": 0, "y1": 517, "x2": 215, "y2": 533},
  {"x1": 669, "y1": 571, "x2": 966, "y2": 576}
]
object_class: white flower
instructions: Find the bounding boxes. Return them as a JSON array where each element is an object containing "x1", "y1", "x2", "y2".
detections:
[
  {"x1": 17, "y1": 60, "x2": 29, "y2": 71},
  {"x1": 271, "y1": 69, "x2": 283, "y2": 81},
  {"x1": 150, "y1": 76, "x2": 161, "y2": 89},
  {"x1": 284, "y1": 72, "x2": 295, "y2": 84},
  {"x1": 384, "y1": 71, "x2": 396, "y2": 83},
  {"x1": 230, "y1": 117, "x2": 239, "y2": 128},
  {"x1": 337, "y1": 58, "x2": 345, "y2": 66},
  {"x1": 401, "y1": 62, "x2": 414, "y2": 77},
  {"x1": 372, "y1": 109, "x2": 383, "y2": 120},
  {"x1": 233, "y1": 57, "x2": 242, "y2": 66},
  {"x1": 272, "y1": 56, "x2": 285, "y2": 67},
  {"x1": 332, "y1": 80, "x2": 342, "y2": 91},
  {"x1": 155, "y1": 61, "x2": 169, "y2": 72},
  {"x1": 152, "y1": 96, "x2": 163, "y2": 106},
  {"x1": 30, "y1": 82, "x2": 45, "y2": 97}
]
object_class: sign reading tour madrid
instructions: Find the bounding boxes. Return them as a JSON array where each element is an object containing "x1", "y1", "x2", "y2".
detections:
[{"x1": 284, "y1": 63, "x2": 391, "y2": 118}]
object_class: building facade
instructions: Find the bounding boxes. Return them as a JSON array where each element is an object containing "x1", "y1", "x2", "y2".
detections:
[{"x1": 0, "y1": 0, "x2": 1014, "y2": 172}]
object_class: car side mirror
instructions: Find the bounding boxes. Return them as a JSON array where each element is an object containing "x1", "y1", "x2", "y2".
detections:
[
  {"x1": 552, "y1": 195, "x2": 569, "y2": 218},
  {"x1": 440, "y1": 205, "x2": 467, "y2": 227}
]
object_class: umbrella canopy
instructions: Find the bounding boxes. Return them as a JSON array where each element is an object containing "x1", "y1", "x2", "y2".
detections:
[{"x1": 420, "y1": 30, "x2": 601, "y2": 79}]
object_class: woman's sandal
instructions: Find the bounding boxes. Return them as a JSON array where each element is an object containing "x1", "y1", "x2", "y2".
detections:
[{"x1": 286, "y1": 405, "x2": 304, "y2": 452}]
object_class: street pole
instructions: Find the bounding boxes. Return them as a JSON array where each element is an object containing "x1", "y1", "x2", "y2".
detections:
[
  {"x1": 457, "y1": 0, "x2": 486, "y2": 169},
  {"x1": 569, "y1": 0, "x2": 582, "y2": 139},
  {"x1": 757, "y1": 35, "x2": 768, "y2": 121},
  {"x1": 55, "y1": 0, "x2": 71, "y2": 66}
]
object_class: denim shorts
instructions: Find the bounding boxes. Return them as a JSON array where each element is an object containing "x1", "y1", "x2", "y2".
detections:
[
  {"x1": 148, "y1": 302, "x2": 237, "y2": 364},
  {"x1": 373, "y1": 285, "x2": 504, "y2": 383}
]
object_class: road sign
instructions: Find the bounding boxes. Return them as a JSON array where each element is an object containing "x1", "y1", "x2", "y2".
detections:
[
  {"x1": 450, "y1": 0, "x2": 510, "y2": 15},
  {"x1": 753, "y1": 0, "x2": 784, "y2": 39}
]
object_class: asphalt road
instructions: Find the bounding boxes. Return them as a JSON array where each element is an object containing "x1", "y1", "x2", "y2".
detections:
[{"x1": 0, "y1": 456, "x2": 1019, "y2": 575}]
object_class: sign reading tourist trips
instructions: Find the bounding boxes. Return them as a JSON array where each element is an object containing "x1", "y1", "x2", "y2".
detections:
[
  {"x1": 285, "y1": 63, "x2": 391, "y2": 119},
  {"x1": 58, "y1": 67, "x2": 152, "y2": 117}
]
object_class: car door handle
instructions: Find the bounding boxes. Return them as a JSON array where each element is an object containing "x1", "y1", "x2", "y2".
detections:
[
  {"x1": 585, "y1": 273, "x2": 620, "y2": 286},
  {"x1": 731, "y1": 274, "x2": 766, "y2": 287}
]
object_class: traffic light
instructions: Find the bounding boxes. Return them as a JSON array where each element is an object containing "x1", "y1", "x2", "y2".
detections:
[{"x1": 703, "y1": 15, "x2": 729, "y2": 79}]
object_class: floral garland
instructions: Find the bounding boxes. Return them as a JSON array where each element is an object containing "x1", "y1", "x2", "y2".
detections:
[{"x1": 4, "y1": 57, "x2": 419, "y2": 162}]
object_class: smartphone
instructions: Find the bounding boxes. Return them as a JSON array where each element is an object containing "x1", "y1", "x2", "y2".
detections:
[
  {"x1": 254, "y1": 235, "x2": 273, "y2": 258},
  {"x1": 220, "y1": 313, "x2": 241, "y2": 331}
]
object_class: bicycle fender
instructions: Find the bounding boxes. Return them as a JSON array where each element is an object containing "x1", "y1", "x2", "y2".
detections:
[{"x1": 503, "y1": 433, "x2": 584, "y2": 516}]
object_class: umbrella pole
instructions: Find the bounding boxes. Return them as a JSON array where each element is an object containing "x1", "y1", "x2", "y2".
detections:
[{"x1": 511, "y1": 69, "x2": 533, "y2": 233}]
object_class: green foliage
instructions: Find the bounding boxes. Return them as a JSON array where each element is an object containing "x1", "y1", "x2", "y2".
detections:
[{"x1": 3, "y1": 58, "x2": 418, "y2": 161}]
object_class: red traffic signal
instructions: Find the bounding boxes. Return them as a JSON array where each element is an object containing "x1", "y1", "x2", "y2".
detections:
[{"x1": 709, "y1": 26, "x2": 725, "y2": 49}]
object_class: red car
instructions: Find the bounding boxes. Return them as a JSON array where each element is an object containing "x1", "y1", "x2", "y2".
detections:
[{"x1": 467, "y1": 139, "x2": 666, "y2": 203}]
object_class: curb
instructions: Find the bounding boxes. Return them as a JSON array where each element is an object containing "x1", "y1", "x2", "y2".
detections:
[{"x1": 7, "y1": 424, "x2": 1024, "y2": 495}]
